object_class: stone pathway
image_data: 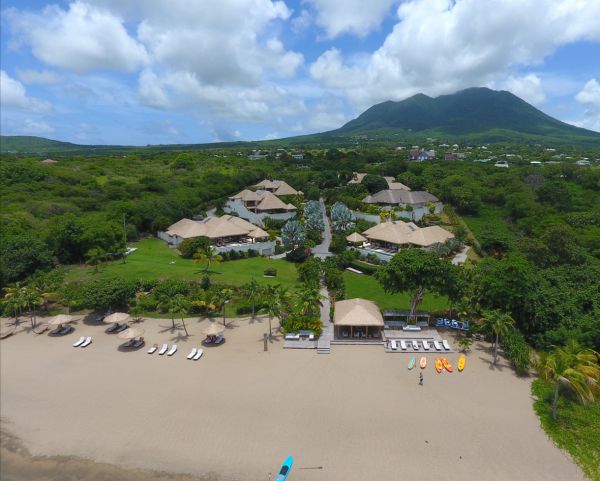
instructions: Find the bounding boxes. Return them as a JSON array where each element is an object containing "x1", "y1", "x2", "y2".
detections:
[{"x1": 312, "y1": 198, "x2": 332, "y2": 259}]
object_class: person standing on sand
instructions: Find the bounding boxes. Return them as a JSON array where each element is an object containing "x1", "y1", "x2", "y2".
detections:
[{"x1": 419, "y1": 372, "x2": 423, "y2": 385}]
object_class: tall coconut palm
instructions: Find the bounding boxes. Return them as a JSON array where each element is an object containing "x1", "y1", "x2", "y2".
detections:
[
  {"x1": 241, "y1": 279, "x2": 263, "y2": 319},
  {"x1": 21, "y1": 286, "x2": 43, "y2": 328},
  {"x1": 172, "y1": 294, "x2": 190, "y2": 336},
  {"x1": 3, "y1": 284, "x2": 27, "y2": 323},
  {"x1": 263, "y1": 284, "x2": 283, "y2": 338},
  {"x1": 294, "y1": 285, "x2": 325, "y2": 317},
  {"x1": 537, "y1": 342, "x2": 600, "y2": 420},
  {"x1": 212, "y1": 288, "x2": 234, "y2": 326},
  {"x1": 480, "y1": 309, "x2": 515, "y2": 365}
]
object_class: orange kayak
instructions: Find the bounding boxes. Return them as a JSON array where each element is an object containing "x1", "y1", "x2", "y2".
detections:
[
  {"x1": 441, "y1": 357, "x2": 453, "y2": 373},
  {"x1": 420, "y1": 357, "x2": 427, "y2": 369},
  {"x1": 458, "y1": 354, "x2": 466, "y2": 372},
  {"x1": 435, "y1": 358, "x2": 443, "y2": 373}
]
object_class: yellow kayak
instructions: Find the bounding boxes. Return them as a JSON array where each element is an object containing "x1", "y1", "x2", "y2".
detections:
[
  {"x1": 458, "y1": 354, "x2": 466, "y2": 372},
  {"x1": 420, "y1": 357, "x2": 427, "y2": 369}
]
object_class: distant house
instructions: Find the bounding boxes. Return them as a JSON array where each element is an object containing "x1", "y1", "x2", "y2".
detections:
[
  {"x1": 348, "y1": 173, "x2": 411, "y2": 191},
  {"x1": 360, "y1": 189, "x2": 443, "y2": 222},
  {"x1": 253, "y1": 179, "x2": 299, "y2": 196},
  {"x1": 409, "y1": 149, "x2": 436, "y2": 161},
  {"x1": 228, "y1": 189, "x2": 297, "y2": 214},
  {"x1": 41, "y1": 158, "x2": 58, "y2": 164},
  {"x1": 291, "y1": 153, "x2": 304, "y2": 160},
  {"x1": 247, "y1": 151, "x2": 268, "y2": 160},
  {"x1": 158, "y1": 215, "x2": 275, "y2": 255}
]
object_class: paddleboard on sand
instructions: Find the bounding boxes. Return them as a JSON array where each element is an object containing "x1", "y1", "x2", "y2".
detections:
[
  {"x1": 435, "y1": 358, "x2": 443, "y2": 373},
  {"x1": 276, "y1": 455, "x2": 293, "y2": 481},
  {"x1": 441, "y1": 357, "x2": 453, "y2": 373},
  {"x1": 408, "y1": 356, "x2": 415, "y2": 370},
  {"x1": 420, "y1": 357, "x2": 427, "y2": 369},
  {"x1": 458, "y1": 354, "x2": 466, "y2": 372}
]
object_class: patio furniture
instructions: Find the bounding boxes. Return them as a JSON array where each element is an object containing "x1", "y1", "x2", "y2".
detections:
[
  {"x1": 400, "y1": 340, "x2": 407, "y2": 350},
  {"x1": 412, "y1": 340, "x2": 419, "y2": 350},
  {"x1": 167, "y1": 345, "x2": 178, "y2": 356},
  {"x1": 133, "y1": 339, "x2": 145, "y2": 348},
  {"x1": 187, "y1": 348, "x2": 198, "y2": 360},
  {"x1": 443, "y1": 340, "x2": 451, "y2": 351},
  {"x1": 80, "y1": 336, "x2": 92, "y2": 347},
  {"x1": 158, "y1": 344, "x2": 169, "y2": 355},
  {"x1": 391, "y1": 340, "x2": 397, "y2": 350},
  {"x1": 73, "y1": 336, "x2": 86, "y2": 347},
  {"x1": 147, "y1": 344, "x2": 159, "y2": 354},
  {"x1": 433, "y1": 340, "x2": 442, "y2": 351},
  {"x1": 422, "y1": 340, "x2": 430, "y2": 351},
  {"x1": 192, "y1": 349, "x2": 204, "y2": 361}
]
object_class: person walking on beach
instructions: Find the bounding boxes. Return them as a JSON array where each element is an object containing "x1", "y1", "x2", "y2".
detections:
[{"x1": 419, "y1": 372, "x2": 423, "y2": 385}]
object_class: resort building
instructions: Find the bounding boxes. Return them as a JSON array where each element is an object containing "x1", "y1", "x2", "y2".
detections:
[
  {"x1": 333, "y1": 298, "x2": 384, "y2": 340},
  {"x1": 348, "y1": 173, "x2": 411, "y2": 191},
  {"x1": 361, "y1": 189, "x2": 443, "y2": 222},
  {"x1": 223, "y1": 183, "x2": 299, "y2": 226},
  {"x1": 158, "y1": 215, "x2": 275, "y2": 255},
  {"x1": 253, "y1": 179, "x2": 299, "y2": 196},
  {"x1": 349, "y1": 220, "x2": 454, "y2": 262}
]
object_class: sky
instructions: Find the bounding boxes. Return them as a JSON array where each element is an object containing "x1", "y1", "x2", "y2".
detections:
[{"x1": 1, "y1": 0, "x2": 599, "y2": 145}]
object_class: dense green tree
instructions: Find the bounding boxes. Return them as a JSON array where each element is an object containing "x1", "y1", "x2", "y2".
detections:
[
  {"x1": 362, "y1": 175, "x2": 388, "y2": 194},
  {"x1": 80, "y1": 277, "x2": 136, "y2": 311},
  {"x1": 0, "y1": 235, "x2": 54, "y2": 287}
]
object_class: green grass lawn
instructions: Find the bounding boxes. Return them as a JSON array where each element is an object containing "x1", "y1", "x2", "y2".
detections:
[
  {"x1": 532, "y1": 379, "x2": 600, "y2": 481},
  {"x1": 64, "y1": 239, "x2": 300, "y2": 289},
  {"x1": 462, "y1": 205, "x2": 512, "y2": 240},
  {"x1": 343, "y1": 271, "x2": 449, "y2": 312}
]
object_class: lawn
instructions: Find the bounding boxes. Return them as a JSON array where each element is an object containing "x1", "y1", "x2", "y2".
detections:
[
  {"x1": 532, "y1": 379, "x2": 600, "y2": 481},
  {"x1": 343, "y1": 271, "x2": 449, "y2": 312},
  {"x1": 64, "y1": 239, "x2": 300, "y2": 289}
]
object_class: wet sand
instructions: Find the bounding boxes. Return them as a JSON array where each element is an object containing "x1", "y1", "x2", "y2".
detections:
[{"x1": 0, "y1": 315, "x2": 584, "y2": 481}]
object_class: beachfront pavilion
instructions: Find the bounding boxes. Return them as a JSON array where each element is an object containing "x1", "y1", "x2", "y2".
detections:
[
  {"x1": 333, "y1": 298, "x2": 384, "y2": 340},
  {"x1": 346, "y1": 232, "x2": 367, "y2": 246}
]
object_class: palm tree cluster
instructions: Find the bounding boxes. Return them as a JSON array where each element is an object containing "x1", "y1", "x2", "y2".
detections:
[
  {"x1": 2, "y1": 281, "x2": 56, "y2": 328},
  {"x1": 537, "y1": 341, "x2": 600, "y2": 420}
]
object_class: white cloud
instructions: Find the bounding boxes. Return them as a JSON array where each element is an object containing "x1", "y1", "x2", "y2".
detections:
[
  {"x1": 21, "y1": 118, "x2": 55, "y2": 134},
  {"x1": 310, "y1": 0, "x2": 600, "y2": 110},
  {"x1": 307, "y1": 0, "x2": 398, "y2": 37},
  {"x1": 575, "y1": 79, "x2": 600, "y2": 131},
  {"x1": 291, "y1": 9, "x2": 312, "y2": 33},
  {"x1": 8, "y1": 1, "x2": 149, "y2": 72},
  {"x1": 0, "y1": 70, "x2": 51, "y2": 112},
  {"x1": 501, "y1": 74, "x2": 545, "y2": 106},
  {"x1": 15, "y1": 68, "x2": 64, "y2": 85}
]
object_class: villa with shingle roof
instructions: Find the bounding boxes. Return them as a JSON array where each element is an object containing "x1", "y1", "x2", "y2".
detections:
[
  {"x1": 158, "y1": 215, "x2": 275, "y2": 255},
  {"x1": 253, "y1": 179, "x2": 299, "y2": 196}
]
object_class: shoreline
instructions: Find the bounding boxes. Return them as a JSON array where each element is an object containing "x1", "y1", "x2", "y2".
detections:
[{"x1": 0, "y1": 315, "x2": 584, "y2": 481}]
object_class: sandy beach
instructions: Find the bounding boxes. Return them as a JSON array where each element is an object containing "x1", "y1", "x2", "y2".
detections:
[{"x1": 0, "y1": 315, "x2": 584, "y2": 481}]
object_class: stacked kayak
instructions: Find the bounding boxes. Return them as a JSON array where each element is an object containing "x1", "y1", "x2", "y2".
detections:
[{"x1": 441, "y1": 357, "x2": 453, "y2": 372}]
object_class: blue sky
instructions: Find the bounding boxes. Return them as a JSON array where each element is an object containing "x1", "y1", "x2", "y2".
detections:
[{"x1": 1, "y1": 0, "x2": 599, "y2": 145}]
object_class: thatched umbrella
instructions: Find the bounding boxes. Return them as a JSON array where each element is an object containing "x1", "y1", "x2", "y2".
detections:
[
  {"x1": 203, "y1": 323, "x2": 225, "y2": 337},
  {"x1": 48, "y1": 314, "x2": 75, "y2": 326},
  {"x1": 103, "y1": 312, "x2": 130, "y2": 326},
  {"x1": 117, "y1": 327, "x2": 145, "y2": 340}
]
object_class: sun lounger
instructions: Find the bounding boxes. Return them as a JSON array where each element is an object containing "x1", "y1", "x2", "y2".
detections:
[
  {"x1": 147, "y1": 344, "x2": 158, "y2": 354},
  {"x1": 167, "y1": 345, "x2": 177, "y2": 356},
  {"x1": 60, "y1": 325, "x2": 73, "y2": 335},
  {"x1": 214, "y1": 335, "x2": 224, "y2": 345},
  {"x1": 133, "y1": 339, "x2": 145, "y2": 348},
  {"x1": 73, "y1": 336, "x2": 85, "y2": 347},
  {"x1": 400, "y1": 340, "x2": 407, "y2": 350},
  {"x1": 436, "y1": 318, "x2": 444, "y2": 327},
  {"x1": 105, "y1": 323, "x2": 119, "y2": 333},
  {"x1": 193, "y1": 348, "x2": 204, "y2": 361},
  {"x1": 309, "y1": 334, "x2": 315, "y2": 341},
  {"x1": 412, "y1": 340, "x2": 419, "y2": 350},
  {"x1": 390, "y1": 340, "x2": 397, "y2": 350},
  {"x1": 422, "y1": 340, "x2": 430, "y2": 350},
  {"x1": 451, "y1": 319, "x2": 459, "y2": 329},
  {"x1": 115, "y1": 323, "x2": 128, "y2": 333},
  {"x1": 433, "y1": 340, "x2": 442, "y2": 351},
  {"x1": 158, "y1": 344, "x2": 168, "y2": 355},
  {"x1": 80, "y1": 336, "x2": 92, "y2": 347},
  {"x1": 443, "y1": 340, "x2": 451, "y2": 351},
  {"x1": 187, "y1": 348, "x2": 198, "y2": 360},
  {"x1": 444, "y1": 319, "x2": 451, "y2": 327}
]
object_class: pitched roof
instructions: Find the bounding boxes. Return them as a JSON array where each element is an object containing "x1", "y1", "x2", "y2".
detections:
[
  {"x1": 253, "y1": 179, "x2": 298, "y2": 196},
  {"x1": 348, "y1": 172, "x2": 367, "y2": 184},
  {"x1": 362, "y1": 189, "x2": 439, "y2": 205},
  {"x1": 230, "y1": 189, "x2": 262, "y2": 201},
  {"x1": 255, "y1": 191, "x2": 296, "y2": 211},
  {"x1": 346, "y1": 232, "x2": 367, "y2": 243},
  {"x1": 166, "y1": 216, "x2": 268, "y2": 240},
  {"x1": 334, "y1": 298, "x2": 384, "y2": 326},
  {"x1": 384, "y1": 177, "x2": 411, "y2": 191},
  {"x1": 362, "y1": 221, "x2": 453, "y2": 247}
]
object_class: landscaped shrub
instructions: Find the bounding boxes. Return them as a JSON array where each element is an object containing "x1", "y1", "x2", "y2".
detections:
[
  {"x1": 348, "y1": 260, "x2": 380, "y2": 275},
  {"x1": 286, "y1": 247, "x2": 310, "y2": 263},
  {"x1": 274, "y1": 244, "x2": 286, "y2": 255},
  {"x1": 264, "y1": 268, "x2": 277, "y2": 277},
  {"x1": 329, "y1": 234, "x2": 348, "y2": 254},
  {"x1": 281, "y1": 313, "x2": 323, "y2": 337},
  {"x1": 500, "y1": 325, "x2": 531, "y2": 375},
  {"x1": 178, "y1": 236, "x2": 211, "y2": 258}
]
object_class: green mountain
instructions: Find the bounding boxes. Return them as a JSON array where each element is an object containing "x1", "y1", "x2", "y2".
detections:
[
  {"x1": 0, "y1": 135, "x2": 85, "y2": 153},
  {"x1": 333, "y1": 87, "x2": 600, "y2": 144}
]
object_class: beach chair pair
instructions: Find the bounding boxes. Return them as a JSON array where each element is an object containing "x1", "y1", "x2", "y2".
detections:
[
  {"x1": 123, "y1": 339, "x2": 145, "y2": 349},
  {"x1": 73, "y1": 336, "x2": 92, "y2": 348},
  {"x1": 148, "y1": 344, "x2": 178, "y2": 356},
  {"x1": 51, "y1": 325, "x2": 73, "y2": 336},
  {"x1": 186, "y1": 348, "x2": 204, "y2": 361}
]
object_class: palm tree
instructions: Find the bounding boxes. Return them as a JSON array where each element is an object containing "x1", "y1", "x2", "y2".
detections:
[
  {"x1": 21, "y1": 286, "x2": 43, "y2": 328},
  {"x1": 457, "y1": 336, "x2": 474, "y2": 353},
  {"x1": 193, "y1": 246, "x2": 223, "y2": 274},
  {"x1": 241, "y1": 279, "x2": 263, "y2": 319},
  {"x1": 537, "y1": 342, "x2": 600, "y2": 420},
  {"x1": 172, "y1": 294, "x2": 190, "y2": 336},
  {"x1": 480, "y1": 309, "x2": 515, "y2": 365},
  {"x1": 212, "y1": 288, "x2": 233, "y2": 326},
  {"x1": 86, "y1": 247, "x2": 106, "y2": 273},
  {"x1": 3, "y1": 284, "x2": 27, "y2": 323},
  {"x1": 263, "y1": 284, "x2": 283, "y2": 338},
  {"x1": 294, "y1": 285, "x2": 325, "y2": 317}
]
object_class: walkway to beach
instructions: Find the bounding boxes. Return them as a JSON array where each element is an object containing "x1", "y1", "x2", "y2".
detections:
[{"x1": 312, "y1": 197, "x2": 332, "y2": 258}]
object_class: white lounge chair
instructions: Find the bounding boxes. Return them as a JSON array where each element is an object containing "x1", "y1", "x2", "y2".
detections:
[
  {"x1": 422, "y1": 340, "x2": 430, "y2": 350},
  {"x1": 192, "y1": 348, "x2": 204, "y2": 361},
  {"x1": 73, "y1": 336, "x2": 85, "y2": 347},
  {"x1": 443, "y1": 340, "x2": 451, "y2": 351},
  {"x1": 167, "y1": 345, "x2": 178, "y2": 356},
  {"x1": 400, "y1": 340, "x2": 407, "y2": 350},
  {"x1": 147, "y1": 344, "x2": 158, "y2": 354},
  {"x1": 309, "y1": 334, "x2": 315, "y2": 341},
  {"x1": 187, "y1": 348, "x2": 198, "y2": 360},
  {"x1": 412, "y1": 340, "x2": 419, "y2": 350},
  {"x1": 158, "y1": 344, "x2": 168, "y2": 355},
  {"x1": 80, "y1": 336, "x2": 92, "y2": 348},
  {"x1": 433, "y1": 340, "x2": 442, "y2": 351},
  {"x1": 391, "y1": 340, "x2": 397, "y2": 351}
]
